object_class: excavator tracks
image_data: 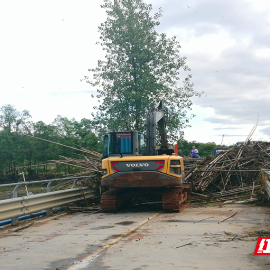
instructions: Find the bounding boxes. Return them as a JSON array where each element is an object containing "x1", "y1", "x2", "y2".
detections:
[
  {"x1": 162, "y1": 186, "x2": 191, "y2": 212},
  {"x1": 101, "y1": 186, "x2": 191, "y2": 212},
  {"x1": 100, "y1": 188, "x2": 120, "y2": 212}
]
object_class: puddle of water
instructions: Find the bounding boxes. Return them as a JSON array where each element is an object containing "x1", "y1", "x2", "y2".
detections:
[
  {"x1": 104, "y1": 234, "x2": 122, "y2": 240},
  {"x1": 165, "y1": 219, "x2": 194, "y2": 223},
  {"x1": 90, "y1": 226, "x2": 115, "y2": 230},
  {"x1": 115, "y1": 221, "x2": 135, "y2": 226}
]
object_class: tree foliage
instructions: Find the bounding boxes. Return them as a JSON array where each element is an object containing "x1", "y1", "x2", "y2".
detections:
[
  {"x1": 0, "y1": 104, "x2": 32, "y2": 134},
  {"x1": 0, "y1": 105, "x2": 102, "y2": 183},
  {"x1": 87, "y1": 0, "x2": 200, "y2": 140}
]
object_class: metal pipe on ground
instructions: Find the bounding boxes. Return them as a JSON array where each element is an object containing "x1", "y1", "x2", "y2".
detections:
[{"x1": 0, "y1": 208, "x2": 61, "y2": 227}]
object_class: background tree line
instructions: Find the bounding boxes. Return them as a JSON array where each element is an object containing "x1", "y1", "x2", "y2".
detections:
[
  {"x1": 177, "y1": 140, "x2": 227, "y2": 157},
  {"x1": 0, "y1": 104, "x2": 228, "y2": 183},
  {"x1": 0, "y1": 105, "x2": 102, "y2": 183}
]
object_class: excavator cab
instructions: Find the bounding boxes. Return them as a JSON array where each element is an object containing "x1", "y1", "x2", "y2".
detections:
[{"x1": 102, "y1": 131, "x2": 146, "y2": 158}]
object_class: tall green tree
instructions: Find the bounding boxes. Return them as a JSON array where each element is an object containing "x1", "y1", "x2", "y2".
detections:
[
  {"x1": 87, "y1": 0, "x2": 200, "y2": 140},
  {"x1": 0, "y1": 104, "x2": 32, "y2": 134}
]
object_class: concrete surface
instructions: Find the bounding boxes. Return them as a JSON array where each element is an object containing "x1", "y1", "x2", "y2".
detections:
[{"x1": 0, "y1": 204, "x2": 270, "y2": 270}]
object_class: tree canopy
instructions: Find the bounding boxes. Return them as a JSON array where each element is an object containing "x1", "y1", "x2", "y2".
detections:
[{"x1": 86, "y1": 0, "x2": 201, "y2": 140}]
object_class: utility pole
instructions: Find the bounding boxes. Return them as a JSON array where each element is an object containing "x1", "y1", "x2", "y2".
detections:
[{"x1": 221, "y1": 135, "x2": 224, "y2": 145}]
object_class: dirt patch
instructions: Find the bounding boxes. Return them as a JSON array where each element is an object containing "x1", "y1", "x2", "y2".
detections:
[
  {"x1": 27, "y1": 233, "x2": 63, "y2": 242},
  {"x1": 244, "y1": 230, "x2": 270, "y2": 237},
  {"x1": 127, "y1": 233, "x2": 147, "y2": 241}
]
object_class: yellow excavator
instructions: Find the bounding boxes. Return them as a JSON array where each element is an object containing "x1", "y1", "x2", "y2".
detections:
[{"x1": 100, "y1": 101, "x2": 191, "y2": 212}]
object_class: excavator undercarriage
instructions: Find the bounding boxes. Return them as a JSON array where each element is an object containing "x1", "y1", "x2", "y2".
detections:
[{"x1": 100, "y1": 185, "x2": 191, "y2": 212}]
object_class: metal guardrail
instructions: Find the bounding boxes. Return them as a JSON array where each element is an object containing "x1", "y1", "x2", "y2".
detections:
[
  {"x1": 0, "y1": 187, "x2": 95, "y2": 225},
  {"x1": 0, "y1": 176, "x2": 94, "y2": 194},
  {"x1": 0, "y1": 176, "x2": 96, "y2": 225}
]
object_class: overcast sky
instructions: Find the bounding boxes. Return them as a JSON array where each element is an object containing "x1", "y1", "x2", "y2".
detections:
[{"x1": 1, "y1": 0, "x2": 269, "y2": 145}]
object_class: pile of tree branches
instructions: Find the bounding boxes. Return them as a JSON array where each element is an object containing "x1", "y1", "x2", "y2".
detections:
[
  {"x1": 185, "y1": 141, "x2": 270, "y2": 193},
  {"x1": 27, "y1": 135, "x2": 102, "y2": 176},
  {"x1": 51, "y1": 152, "x2": 102, "y2": 192}
]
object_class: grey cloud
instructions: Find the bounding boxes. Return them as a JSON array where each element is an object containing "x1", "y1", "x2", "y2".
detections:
[
  {"x1": 260, "y1": 126, "x2": 270, "y2": 136},
  {"x1": 203, "y1": 116, "x2": 238, "y2": 125},
  {"x1": 156, "y1": 0, "x2": 270, "y2": 43},
  {"x1": 152, "y1": 0, "x2": 270, "y2": 137},
  {"x1": 183, "y1": 47, "x2": 270, "y2": 126},
  {"x1": 201, "y1": 96, "x2": 268, "y2": 125},
  {"x1": 213, "y1": 127, "x2": 241, "y2": 130},
  {"x1": 216, "y1": 134, "x2": 249, "y2": 137}
]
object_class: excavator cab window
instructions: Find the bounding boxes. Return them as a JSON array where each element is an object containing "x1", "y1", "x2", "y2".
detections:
[
  {"x1": 114, "y1": 133, "x2": 132, "y2": 154},
  {"x1": 103, "y1": 132, "x2": 133, "y2": 158}
]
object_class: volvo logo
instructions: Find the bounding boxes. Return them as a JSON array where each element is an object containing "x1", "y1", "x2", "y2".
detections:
[{"x1": 126, "y1": 163, "x2": 149, "y2": 167}]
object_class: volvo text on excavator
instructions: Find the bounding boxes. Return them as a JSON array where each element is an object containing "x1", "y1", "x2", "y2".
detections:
[{"x1": 100, "y1": 101, "x2": 191, "y2": 212}]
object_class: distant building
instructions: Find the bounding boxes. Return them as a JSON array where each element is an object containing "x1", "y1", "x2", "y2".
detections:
[{"x1": 213, "y1": 148, "x2": 229, "y2": 156}]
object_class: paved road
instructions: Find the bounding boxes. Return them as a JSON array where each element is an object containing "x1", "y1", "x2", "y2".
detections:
[{"x1": 0, "y1": 204, "x2": 270, "y2": 270}]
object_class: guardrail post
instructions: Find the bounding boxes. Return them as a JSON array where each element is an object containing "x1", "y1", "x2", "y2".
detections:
[
  {"x1": 46, "y1": 209, "x2": 53, "y2": 216},
  {"x1": 13, "y1": 184, "x2": 21, "y2": 198},
  {"x1": 12, "y1": 217, "x2": 19, "y2": 225},
  {"x1": 46, "y1": 180, "x2": 54, "y2": 192},
  {"x1": 46, "y1": 181, "x2": 54, "y2": 215},
  {"x1": 12, "y1": 185, "x2": 22, "y2": 225}
]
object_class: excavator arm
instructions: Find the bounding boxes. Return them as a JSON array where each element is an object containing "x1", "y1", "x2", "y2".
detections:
[{"x1": 145, "y1": 101, "x2": 172, "y2": 155}]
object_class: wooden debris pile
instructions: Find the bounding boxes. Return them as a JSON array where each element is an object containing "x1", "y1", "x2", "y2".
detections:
[
  {"x1": 47, "y1": 143, "x2": 102, "y2": 190},
  {"x1": 185, "y1": 141, "x2": 270, "y2": 194},
  {"x1": 26, "y1": 135, "x2": 102, "y2": 176},
  {"x1": 51, "y1": 151, "x2": 102, "y2": 176},
  {"x1": 25, "y1": 135, "x2": 102, "y2": 191},
  {"x1": 183, "y1": 157, "x2": 210, "y2": 170}
]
